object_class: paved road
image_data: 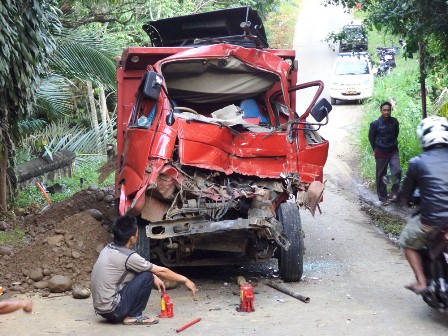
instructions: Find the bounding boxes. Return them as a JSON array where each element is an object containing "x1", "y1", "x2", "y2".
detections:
[{"x1": 1, "y1": 1, "x2": 447, "y2": 335}]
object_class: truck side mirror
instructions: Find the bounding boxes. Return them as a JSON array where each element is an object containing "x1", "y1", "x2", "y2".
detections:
[
  {"x1": 311, "y1": 98, "x2": 332, "y2": 122},
  {"x1": 142, "y1": 71, "x2": 163, "y2": 100}
]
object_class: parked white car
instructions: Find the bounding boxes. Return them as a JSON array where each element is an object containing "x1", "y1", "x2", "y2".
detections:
[{"x1": 329, "y1": 53, "x2": 374, "y2": 105}]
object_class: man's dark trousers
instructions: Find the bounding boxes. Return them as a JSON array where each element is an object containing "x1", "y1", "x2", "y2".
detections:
[
  {"x1": 100, "y1": 271, "x2": 154, "y2": 323},
  {"x1": 375, "y1": 151, "x2": 401, "y2": 202}
]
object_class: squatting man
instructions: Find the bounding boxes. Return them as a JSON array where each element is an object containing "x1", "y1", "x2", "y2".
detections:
[{"x1": 91, "y1": 215, "x2": 197, "y2": 325}]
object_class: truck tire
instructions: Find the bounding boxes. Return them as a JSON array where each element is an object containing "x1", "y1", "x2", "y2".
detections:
[
  {"x1": 277, "y1": 202, "x2": 304, "y2": 282},
  {"x1": 134, "y1": 220, "x2": 150, "y2": 261}
]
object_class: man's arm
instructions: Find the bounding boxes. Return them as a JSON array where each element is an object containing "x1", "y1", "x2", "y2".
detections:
[
  {"x1": 0, "y1": 300, "x2": 33, "y2": 315},
  {"x1": 151, "y1": 265, "x2": 197, "y2": 296},
  {"x1": 368, "y1": 121, "x2": 376, "y2": 150}
]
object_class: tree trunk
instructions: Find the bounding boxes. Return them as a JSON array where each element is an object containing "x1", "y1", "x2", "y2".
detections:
[
  {"x1": 0, "y1": 143, "x2": 7, "y2": 212},
  {"x1": 98, "y1": 85, "x2": 108, "y2": 125},
  {"x1": 87, "y1": 81, "x2": 99, "y2": 130},
  {"x1": 418, "y1": 36, "x2": 427, "y2": 119}
]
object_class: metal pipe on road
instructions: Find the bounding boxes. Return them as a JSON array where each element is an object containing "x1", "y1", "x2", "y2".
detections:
[{"x1": 266, "y1": 280, "x2": 310, "y2": 303}]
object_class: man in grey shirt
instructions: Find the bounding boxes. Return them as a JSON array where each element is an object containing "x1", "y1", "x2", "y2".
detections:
[{"x1": 91, "y1": 215, "x2": 197, "y2": 325}]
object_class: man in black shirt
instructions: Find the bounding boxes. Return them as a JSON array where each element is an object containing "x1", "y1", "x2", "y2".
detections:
[{"x1": 368, "y1": 101, "x2": 402, "y2": 206}]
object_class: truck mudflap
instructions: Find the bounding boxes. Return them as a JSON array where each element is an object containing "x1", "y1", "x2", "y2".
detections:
[
  {"x1": 145, "y1": 216, "x2": 290, "y2": 250},
  {"x1": 297, "y1": 180, "x2": 325, "y2": 217}
]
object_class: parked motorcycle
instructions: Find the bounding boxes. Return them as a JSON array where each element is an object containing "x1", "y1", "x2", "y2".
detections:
[{"x1": 375, "y1": 46, "x2": 398, "y2": 76}]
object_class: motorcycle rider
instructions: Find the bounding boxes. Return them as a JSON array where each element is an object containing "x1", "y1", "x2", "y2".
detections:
[{"x1": 398, "y1": 116, "x2": 448, "y2": 294}]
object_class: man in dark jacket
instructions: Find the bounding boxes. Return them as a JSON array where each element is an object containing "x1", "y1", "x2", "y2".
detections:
[
  {"x1": 368, "y1": 101, "x2": 402, "y2": 205},
  {"x1": 398, "y1": 116, "x2": 448, "y2": 294}
]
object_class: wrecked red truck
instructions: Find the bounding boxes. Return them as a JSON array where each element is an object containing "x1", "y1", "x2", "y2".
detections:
[{"x1": 115, "y1": 7, "x2": 331, "y2": 282}]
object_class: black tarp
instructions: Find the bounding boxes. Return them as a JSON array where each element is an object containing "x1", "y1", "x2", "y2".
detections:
[{"x1": 143, "y1": 7, "x2": 268, "y2": 48}]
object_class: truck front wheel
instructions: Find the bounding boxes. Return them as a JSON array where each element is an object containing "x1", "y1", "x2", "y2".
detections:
[{"x1": 277, "y1": 202, "x2": 304, "y2": 282}]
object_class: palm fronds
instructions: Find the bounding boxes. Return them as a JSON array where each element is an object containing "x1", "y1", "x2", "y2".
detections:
[
  {"x1": 16, "y1": 118, "x2": 116, "y2": 164},
  {"x1": 431, "y1": 87, "x2": 448, "y2": 117},
  {"x1": 17, "y1": 119, "x2": 47, "y2": 135},
  {"x1": 50, "y1": 29, "x2": 117, "y2": 90},
  {"x1": 36, "y1": 75, "x2": 75, "y2": 120}
]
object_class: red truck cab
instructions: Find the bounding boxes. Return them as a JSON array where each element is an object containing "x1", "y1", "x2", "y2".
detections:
[{"x1": 115, "y1": 7, "x2": 331, "y2": 282}]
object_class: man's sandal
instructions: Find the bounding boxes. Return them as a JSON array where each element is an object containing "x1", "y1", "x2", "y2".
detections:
[{"x1": 122, "y1": 315, "x2": 159, "y2": 325}]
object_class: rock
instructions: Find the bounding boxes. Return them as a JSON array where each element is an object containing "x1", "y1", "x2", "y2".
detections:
[
  {"x1": 0, "y1": 220, "x2": 8, "y2": 231},
  {"x1": 48, "y1": 275, "x2": 73, "y2": 293},
  {"x1": 43, "y1": 268, "x2": 51, "y2": 276},
  {"x1": 95, "y1": 191, "x2": 105, "y2": 201},
  {"x1": 104, "y1": 195, "x2": 114, "y2": 203},
  {"x1": 29, "y1": 269, "x2": 44, "y2": 282},
  {"x1": 0, "y1": 246, "x2": 13, "y2": 256},
  {"x1": 36, "y1": 227, "x2": 46, "y2": 234},
  {"x1": 72, "y1": 285, "x2": 91, "y2": 299},
  {"x1": 85, "y1": 209, "x2": 103, "y2": 221},
  {"x1": 237, "y1": 276, "x2": 247, "y2": 286},
  {"x1": 96, "y1": 243, "x2": 105, "y2": 253},
  {"x1": 164, "y1": 279, "x2": 179, "y2": 290},
  {"x1": 47, "y1": 235, "x2": 65, "y2": 246},
  {"x1": 87, "y1": 185, "x2": 98, "y2": 191},
  {"x1": 41, "y1": 290, "x2": 50, "y2": 297},
  {"x1": 35, "y1": 281, "x2": 49, "y2": 289},
  {"x1": 71, "y1": 251, "x2": 81, "y2": 259}
]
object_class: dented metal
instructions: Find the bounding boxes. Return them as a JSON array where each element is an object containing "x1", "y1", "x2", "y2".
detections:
[{"x1": 115, "y1": 8, "x2": 331, "y2": 267}]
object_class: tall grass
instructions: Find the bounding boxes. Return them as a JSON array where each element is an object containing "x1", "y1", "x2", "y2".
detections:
[
  {"x1": 265, "y1": 0, "x2": 301, "y2": 49},
  {"x1": 354, "y1": 9, "x2": 448, "y2": 189}
]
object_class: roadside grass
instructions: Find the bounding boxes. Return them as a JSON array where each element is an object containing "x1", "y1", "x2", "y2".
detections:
[
  {"x1": 15, "y1": 158, "x2": 114, "y2": 208},
  {"x1": 362, "y1": 205, "x2": 406, "y2": 238},
  {"x1": 0, "y1": 228, "x2": 27, "y2": 247},
  {"x1": 265, "y1": 0, "x2": 301, "y2": 49}
]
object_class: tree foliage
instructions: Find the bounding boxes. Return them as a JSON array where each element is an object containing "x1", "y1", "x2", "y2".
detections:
[
  {"x1": 323, "y1": 0, "x2": 448, "y2": 75},
  {"x1": 0, "y1": 0, "x2": 61, "y2": 142},
  {"x1": 0, "y1": 0, "x2": 62, "y2": 210},
  {"x1": 324, "y1": 0, "x2": 448, "y2": 117}
]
